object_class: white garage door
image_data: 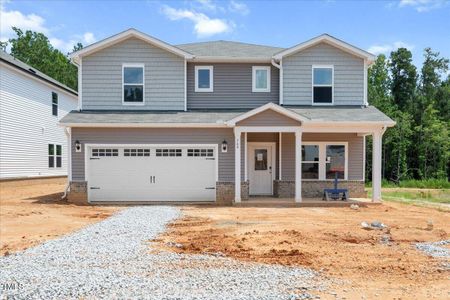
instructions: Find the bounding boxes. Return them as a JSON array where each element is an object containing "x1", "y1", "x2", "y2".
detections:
[{"x1": 86, "y1": 145, "x2": 217, "y2": 202}]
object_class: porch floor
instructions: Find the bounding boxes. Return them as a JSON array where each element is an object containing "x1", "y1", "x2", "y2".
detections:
[{"x1": 234, "y1": 197, "x2": 379, "y2": 207}]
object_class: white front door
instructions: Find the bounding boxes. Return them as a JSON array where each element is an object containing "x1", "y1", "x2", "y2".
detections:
[{"x1": 248, "y1": 143, "x2": 275, "y2": 195}]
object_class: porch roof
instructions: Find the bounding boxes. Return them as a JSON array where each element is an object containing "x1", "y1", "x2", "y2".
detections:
[{"x1": 60, "y1": 105, "x2": 394, "y2": 127}]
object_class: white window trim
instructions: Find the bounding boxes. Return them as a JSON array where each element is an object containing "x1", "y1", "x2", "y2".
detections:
[
  {"x1": 301, "y1": 142, "x2": 348, "y2": 180},
  {"x1": 312, "y1": 65, "x2": 334, "y2": 106},
  {"x1": 122, "y1": 63, "x2": 145, "y2": 106},
  {"x1": 195, "y1": 65, "x2": 213, "y2": 92},
  {"x1": 48, "y1": 143, "x2": 62, "y2": 169},
  {"x1": 252, "y1": 66, "x2": 271, "y2": 92}
]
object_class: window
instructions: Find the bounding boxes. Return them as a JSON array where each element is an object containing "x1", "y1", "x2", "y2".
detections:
[
  {"x1": 48, "y1": 144, "x2": 62, "y2": 168},
  {"x1": 92, "y1": 148, "x2": 119, "y2": 157},
  {"x1": 123, "y1": 64, "x2": 144, "y2": 104},
  {"x1": 301, "y1": 143, "x2": 347, "y2": 180},
  {"x1": 312, "y1": 66, "x2": 333, "y2": 104},
  {"x1": 252, "y1": 66, "x2": 271, "y2": 92},
  {"x1": 52, "y1": 92, "x2": 58, "y2": 116},
  {"x1": 302, "y1": 145, "x2": 319, "y2": 179},
  {"x1": 187, "y1": 148, "x2": 214, "y2": 157},
  {"x1": 195, "y1": 66, "x2": 213, "y2": 92},
  {"x1": 254, "y1": 149, "x2": 268, "y2": 170},
  {"x1": 156, "y1": 149, "x2": 182, "y2": 157},
  {"x1": 326, "y1": 145, "x2": 346, "y2": 179},
  {"x1": 124, "y1": 149, "x2": 150, "y2": 157}
]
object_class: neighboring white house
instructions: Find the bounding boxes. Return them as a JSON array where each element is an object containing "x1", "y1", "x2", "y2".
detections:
[{"x1": 0, "y1": 51, "x2": 78, "y2": 179}]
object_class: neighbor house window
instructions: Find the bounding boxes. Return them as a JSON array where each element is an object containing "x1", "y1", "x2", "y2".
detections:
[
  {"x1": 195, "y1": 66, "x2": 213, "y2": 92},
  {"x1": 301, "y1": 142, "x2": 347, "y2": 180},
  {"x1": 312, "y1": 65, "x2": 333, "y2": 104},
  {"x1": 123, "y1": 64, "x2": 144, "y2": 104},
  {"x1": 48, "y1": 144, "x2": 62, "y2": 168},
  {"x1": 52, "y1": 92, "x2": 58, "y2": 116},
  {"x1": 252, "y1": 66, "x2": 271, "y2": 92},
  {"x1": 302, "y1": 145, "x2": 319, "y2": 179}
]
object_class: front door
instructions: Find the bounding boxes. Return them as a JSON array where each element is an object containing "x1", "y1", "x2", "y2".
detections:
[{"x1": 249, "y1": 144, "x2": 274, "y2": 195}]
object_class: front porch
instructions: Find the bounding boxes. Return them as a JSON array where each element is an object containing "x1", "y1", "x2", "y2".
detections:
[
  {"x1": 234, "y1": 197, "x2": 379, "y2": 208},
  {"x1": 225, "y1": 103, "x2": 389, "y2": 205}
]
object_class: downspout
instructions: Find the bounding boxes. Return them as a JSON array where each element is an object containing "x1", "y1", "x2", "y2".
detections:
[
  {"x1": 271, "y1": 58, "x2": 282, "y2": 105},
  {"x1": 61, "y1": 127, "x2": 72, "y2": 200}
]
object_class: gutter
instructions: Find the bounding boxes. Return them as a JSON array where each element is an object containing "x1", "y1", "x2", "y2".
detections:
[
  {"x1": 61, "y1": 127, "x2": 71, "y2": 200},
  {"x1": 271, "y1": 58, "x2": 283, "y2": 105}
]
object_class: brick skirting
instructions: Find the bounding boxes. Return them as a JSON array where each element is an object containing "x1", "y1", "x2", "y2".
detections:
[
  {"x1": 274, "y1": 180, "x2": 367, "y2": 198},
  {"x1": 216, "y1": 181, "x2": 249, "y2": 205},
  {"x1": 68, "y1": 181, "x2": 88, "y2": 205}
]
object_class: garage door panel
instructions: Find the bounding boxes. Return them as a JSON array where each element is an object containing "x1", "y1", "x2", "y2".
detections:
[{"x1": 87, "y1": 146, "x2": 217, "y2": 202}]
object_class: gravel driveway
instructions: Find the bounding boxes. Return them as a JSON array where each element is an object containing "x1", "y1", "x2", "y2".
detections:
[{"x1": 0, "y1": 206, "x2": 324, "y2": 299}]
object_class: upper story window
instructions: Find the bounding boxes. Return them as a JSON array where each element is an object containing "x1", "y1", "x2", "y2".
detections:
[
  {"x1": 195, "y1": 66, "x2": 213, "y2": 92},
  {"x1": 123, "y1": 64, "x2": 144, "y2": 104},
  {"x1": 252, "y1": 66, "x2": 271, "y2": 92},
  {"x1": 312, "y1": 65, "x2": 333, "y2": 105},
  {"x1": 52, "y1": 92, "x2": 58, "y2": 116}
]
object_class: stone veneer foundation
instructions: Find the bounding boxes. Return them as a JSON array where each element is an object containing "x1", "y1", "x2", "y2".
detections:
[
  {"x1": 68, "y1": 181, "x2": 88, "y2": 205},
  {"x1": 273, "y1": 180, "x2": 367, "y2": 198},
  {"x1": 215, "y1": 181, "x2": 249, "y2": 205}
]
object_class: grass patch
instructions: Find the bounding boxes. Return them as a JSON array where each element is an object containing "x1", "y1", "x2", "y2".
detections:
[
  {"x1": 366, "y1": 179, "x2": 450, "y2": 189},
  {"x1": 367, "y1": 188, "x2": 450, "y2": 206}
]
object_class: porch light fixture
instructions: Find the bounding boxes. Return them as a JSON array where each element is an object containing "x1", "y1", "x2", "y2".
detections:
[
  {"x1": 75, "y1": 140, "x2": 82, "y2": 152},
  {"x1": 221, "y1": 140, "x2": 228, "y2": 153}
]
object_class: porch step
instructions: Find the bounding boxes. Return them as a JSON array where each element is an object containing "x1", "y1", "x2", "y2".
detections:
[{"x1": 234, "y1": 198, "x2": 378, "y2": 208}]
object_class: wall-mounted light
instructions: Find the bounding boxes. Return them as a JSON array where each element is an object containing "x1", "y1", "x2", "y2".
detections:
[
  {"x1": 221, "y1": 140, "x2": 228, "y2": 153},
  {"x1": 75, "y1": 140, "x2": 81, "y2": 152}
]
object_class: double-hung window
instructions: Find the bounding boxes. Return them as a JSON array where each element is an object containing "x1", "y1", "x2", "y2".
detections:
[
  {"x1": 252, "y1": 66, "x2": 271, "y2": 92},
  {"x1": 123, "y1": 64, "x2": 144, "y2": 104},
  {"x1": 52, "y1": 92, "x2": 58, "y2": 116},
  {"x1": 195, "y1": 66, "x2": 213, "y2": 92},
  {"x1": 301, "y1": 142, "x2": 347, "y2": 180},
  {"x1": 48, "y1": 144, "x2": 62, "y2": 168},
  {"x1": 312, "y1": 65, "x2": 333, "y2": 105}
]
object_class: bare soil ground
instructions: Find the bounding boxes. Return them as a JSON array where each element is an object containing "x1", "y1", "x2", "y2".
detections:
[
  {"x1": 157, "y1": 203, "x2": 450, "y2": 299},
  {"x1": 0, "y1": 177, "x2": 120, "y2": 255}
]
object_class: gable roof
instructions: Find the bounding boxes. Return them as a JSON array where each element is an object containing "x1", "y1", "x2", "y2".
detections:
[
  {"x1": 0, "y1": 51, "x2": 78, "y2": 96},
  {"x1": 177, "y1": 40, "x2": 284, "y2": 62},
  {"x1": 69, "y1": 28, "x2": 194, "y2": 64},
  {"x1": 273, "y1": 34, "x2": 376, "y2": 62},
  {"x1": 226, "y1": 103, "x2": 309, "y2": 126}
]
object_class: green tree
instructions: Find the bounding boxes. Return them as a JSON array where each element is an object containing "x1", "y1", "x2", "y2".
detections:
[
  {"x1": 390, "y1": 48, "x2": 417, "y2": 111},
  {"x1": 7, "y1": 27, "x2": 80, "y2": 90}
]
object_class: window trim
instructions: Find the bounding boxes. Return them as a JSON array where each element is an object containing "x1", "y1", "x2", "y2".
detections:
[
  {"x1": 52, "y1": 92, "x2": 58, "y2": 117},
  {"x1": 301, "y1": 142, "x2": 348, "y2": 180},
  {"x1": 122, "y1": 63, "x2": 145, "y2": 106},
  {"x1": 48, "y1": 143, "x2": 62, "y2": 169},
  {"x1": 252, "y1": 66, "x2": 271, "y2": 93},
  {"x1": 195, "y1": 65, "x2": 213, "y2": 92},
  {"x1": 311, "y1": 65, "x2": 334, "y2": 106}
]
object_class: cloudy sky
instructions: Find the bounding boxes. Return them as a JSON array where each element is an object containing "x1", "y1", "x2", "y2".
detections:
[{"x1": 1, "y1": 0, "x2": 449, "y2": 67}]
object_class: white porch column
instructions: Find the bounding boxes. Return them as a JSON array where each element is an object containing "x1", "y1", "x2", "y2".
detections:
[
  {"x1": 234, "y1": 128, "x2": 242, "y2": 203},
  {"x1": 372, "y1": 130, "x2": 382, "y2": 202},
  {"x1": 295, "y1": 130, "x2": 303, "y2": 202}
]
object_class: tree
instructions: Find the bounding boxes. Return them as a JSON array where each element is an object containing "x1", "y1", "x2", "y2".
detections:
[
  {"x1": 7, "y1": 27, "x2": 80, "y2": 90},
  {"x1": 390, "y1": 48, "x2": 417, "y2": 111}
]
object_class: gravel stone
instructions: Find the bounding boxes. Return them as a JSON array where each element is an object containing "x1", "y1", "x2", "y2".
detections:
[
  {"x1": 415, "y1": 240, "x2": 450, "y2": 258},
  {"x1": 0, "y1": 206, "x2": 323, "y2": 299}
]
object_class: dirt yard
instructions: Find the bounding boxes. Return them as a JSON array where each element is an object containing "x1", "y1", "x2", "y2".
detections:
[
  {"x1": 157, "y1": 203, "x2": 450, "y2": 299},
  {"x1": 0, "y1": 177, "x2": 120, "y2": 255}
]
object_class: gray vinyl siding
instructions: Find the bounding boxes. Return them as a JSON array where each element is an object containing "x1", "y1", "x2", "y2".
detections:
[
  {"x1": 187, "y1": 63, "x2": 279, "y2": 109},
  {"x1": 283, "y1": 42, "x2": 364, "y2": 106},
  {"x1": 237, "y1": 110, "x2": 302, "y2": 126},
  {"x1": 82, "y1": 38, "x2": 185, "y2": 110},
  {"x1": 281, "y1": 133, "x2": 364, "y2": 180},
  {"x1": 71, "y1": 128, "x2": 235, "y2": 182}
]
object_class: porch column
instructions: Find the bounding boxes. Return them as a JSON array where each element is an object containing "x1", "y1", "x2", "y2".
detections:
[
  {"x1": 372, "y1": 130, "x2": 382, "y2": 202},
  {"x1": 234, "y1": 128, "x2": 242, "y2": 203},
  {"x1": 295, "y1": 129, "x2": 302, "y2": 202}
]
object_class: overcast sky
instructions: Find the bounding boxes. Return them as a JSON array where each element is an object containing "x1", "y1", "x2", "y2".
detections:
[{"x1": 1, "y1": 0, "x2": 449, "y2": 68}]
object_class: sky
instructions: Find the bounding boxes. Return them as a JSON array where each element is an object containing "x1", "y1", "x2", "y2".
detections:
[{"x1": 1, "y1": 0, "x2": 449, "y2": 68}]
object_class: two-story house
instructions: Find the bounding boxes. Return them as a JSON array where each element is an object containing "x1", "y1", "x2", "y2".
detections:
[
  {"x1": 61, "y1": 28, "x2": 395, "y2": 205},
  {"x1": 0, "y1": 51, "x2": 78, "y2": 179}
]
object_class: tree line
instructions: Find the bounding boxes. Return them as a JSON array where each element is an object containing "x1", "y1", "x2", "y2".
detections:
[{"x1": 2, "y1": 28, "x2": 449, "y2": 183}]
